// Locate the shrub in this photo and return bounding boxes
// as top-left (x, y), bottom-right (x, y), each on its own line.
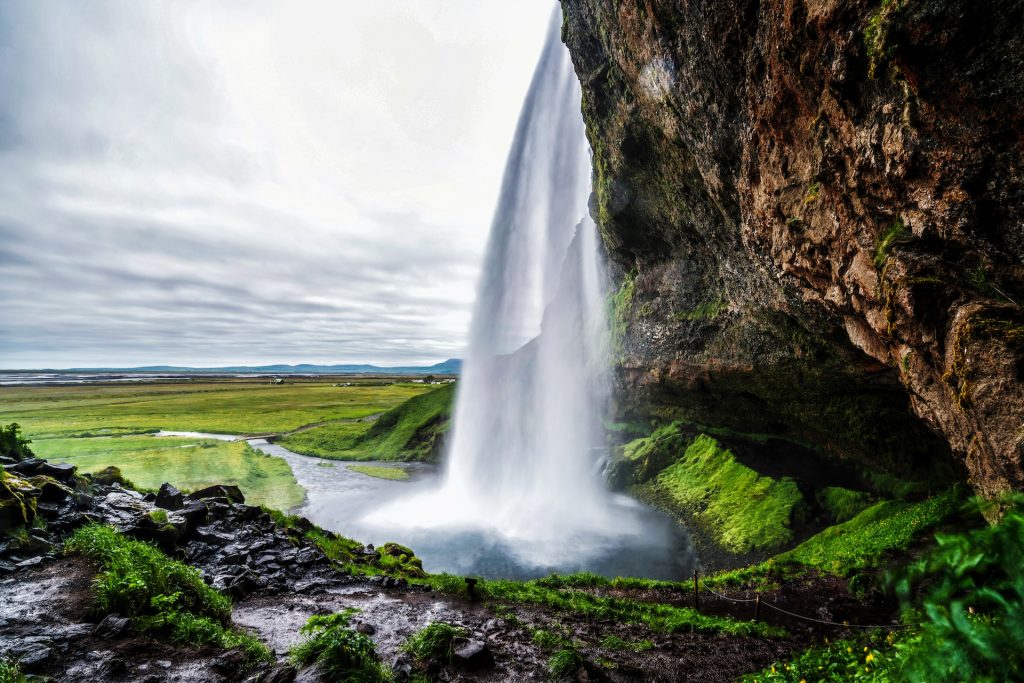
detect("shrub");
top-left (291, 610), bottom-right (391, 683)
top-left (402, 622), bottom-right (466, 663)
top-left (0, 423), bottom-right (34, 462)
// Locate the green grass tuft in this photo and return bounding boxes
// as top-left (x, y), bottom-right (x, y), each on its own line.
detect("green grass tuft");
top-left (548, 647), bottom-right (584, 680)
top-left (402, 622), bottom-right (466, 663)
top-left (0, 658), bottom-right (29, 683)
top-left (291, 610), bottom-right (391, 683)
top-left (873, 219), bottom-right (910, 268)
top-left (65, 524), bottom-right (271, 664)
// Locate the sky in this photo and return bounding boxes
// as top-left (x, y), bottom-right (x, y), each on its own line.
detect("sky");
top-left (0, 1), bottom-right (555, 369)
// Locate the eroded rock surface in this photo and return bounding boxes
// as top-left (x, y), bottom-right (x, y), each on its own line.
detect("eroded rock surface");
top-left (561, 0), bottom-right (1024, 498)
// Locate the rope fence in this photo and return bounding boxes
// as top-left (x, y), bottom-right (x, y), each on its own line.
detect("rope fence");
top-left (690, 570), bottom-right (908, 630)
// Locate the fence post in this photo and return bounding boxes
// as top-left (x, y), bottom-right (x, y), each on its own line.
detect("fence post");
top-left (692, 569), bottom-right (699, 611)
top-left (754, 594), bottom-right (762, 622)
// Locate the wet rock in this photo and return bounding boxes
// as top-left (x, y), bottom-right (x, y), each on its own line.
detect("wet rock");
top-left (452, 638), bottom-right (493, 669)
top-left (246, 664), bottom-right (298, 683)
top-left (93, 613), bottom-right (132, 639)
top-left (35, 479), bottom-right (72, 504)
top-left (38, 461), bottom-right (77, 482)
top-left (155, 483), bottom-right (185, 510)
top-left (0, 560), bottom-right (16, 574)
top-left (188, 484), bottom-right (245, 504)
top-left (16, 556), bottom-right (43, 570)
top-left (355, 622), bottom-right (376, 635)
top-left (212, 648), bottom-right (247, 673)
top-left (125, 524), bottom-right (178, 552)
top-left (17, 645), bottom-right (52, 670)
top-left (4, 458), bottom-right (44, 476)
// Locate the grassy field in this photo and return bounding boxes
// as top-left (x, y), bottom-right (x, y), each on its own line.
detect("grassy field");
top-left (279, 383), bottom-right (454, 461)
top-left (0, 380), bottom-right (435, 439)
top-left (32, 435), bottom-right (305, 511)
top-left (347, 464), bottom-right (409, 481)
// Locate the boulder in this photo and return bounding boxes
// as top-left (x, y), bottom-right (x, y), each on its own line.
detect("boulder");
top-left (4, 459), bottom-right (44, 476)
top-left (38, 462), bottom-right (77, 482)
top-left (452, 638), bottom-right (493, 669)
top-left (155, 483), bottom-right (184, 510)
top-left (187, 484), bottom-right (245, 504)
top-left (93, 613), bottom-right (131, 639)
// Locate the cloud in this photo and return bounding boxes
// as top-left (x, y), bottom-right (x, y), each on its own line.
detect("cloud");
top-left (0, 0), bottom-right (555, 368)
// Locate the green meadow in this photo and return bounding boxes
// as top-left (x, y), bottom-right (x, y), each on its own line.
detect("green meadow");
top-left (0, 380), bottom-right (434, 439)
top-left (32, 435), bottom-right (305, 511)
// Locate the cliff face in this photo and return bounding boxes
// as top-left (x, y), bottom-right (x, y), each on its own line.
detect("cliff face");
top-left (561, 0), bottom-right (1024, 498)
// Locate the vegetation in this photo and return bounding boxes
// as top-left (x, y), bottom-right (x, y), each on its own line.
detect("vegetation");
top-left (33, 436), bottom-right (304, 510)
top-left (0, 658), bottom-right (29, 683)
top-left (742, 498), bottom-right (1024, 682)
top-left (706, 487), bottom-right (963, 588)
top-left (818, 486), bottom-right (875, 524)
top-left (402, 622), bottom-right (466, 663)
top-left (873, 219), bottom-right (911, 268)
top-left (422, 573), bottom-right (782, 637)
top-left (291, 610), bottom-right (391, 683)
top-left (607, 272), bottom-right (636, 355)
top-left (548, 647), bottom-right (584, 680)
top-left (0, 380), bottom-right (434, 439)
top-left (673, 300), bottom-right (726, 321)
top-left (600, 634), bottom-right (654, 652)
top-left (632, 433), bottom-right (805, 553)
top-left (0, 423), bottom-right (34, 462)
top-left (279, 384), bottom-right (454, 461)
top-left (347, 464), bottom-right (409, 481)
top-left (65, 524), bottom-right (270, 663)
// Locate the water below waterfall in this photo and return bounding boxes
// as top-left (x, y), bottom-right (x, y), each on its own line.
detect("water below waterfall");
top-left (357, 7), bottom-right (695, 579)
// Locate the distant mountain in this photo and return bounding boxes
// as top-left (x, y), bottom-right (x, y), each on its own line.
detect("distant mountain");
top-left (58, 359), bottom-right (462, 375)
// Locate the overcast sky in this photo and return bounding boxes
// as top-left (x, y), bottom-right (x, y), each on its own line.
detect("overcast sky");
top-left (0, 1), bottom-right (555, 369)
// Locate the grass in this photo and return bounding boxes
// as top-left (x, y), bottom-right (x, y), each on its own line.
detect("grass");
top-left (422, 573), bottom-right (782, 638)
top-left (0, 380), bottom-right (434, 439)
top-left (32, 436), bottom-right (304, 511)
top-left (291, 610), bottom-right (391, 683)
top-left (0, 659), bottom-right (29, 683)
top-left (818, 486), bottom-right (875, 523)
top-left (346, 464), bottom-right (409, 481)
top-left (65, 524), bottom-right (271, 664)
top-left (548, 647), bottom-right (584, 680)
top-left (279, 384), bottom-right (454, 461)
top-left (402, 622), bottom-right (466, 663)
top-left (740, 630), bottom-right (900, 682)
top-left (705, 487), bottom-right (963, 588)
top-left (873, 219), bottom-right (911, 268)
top-left (632, 434), bottom-right (805, 553)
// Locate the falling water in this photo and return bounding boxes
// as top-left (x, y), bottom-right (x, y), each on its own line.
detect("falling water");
top-left (361, 7), bottom-right (692, 577)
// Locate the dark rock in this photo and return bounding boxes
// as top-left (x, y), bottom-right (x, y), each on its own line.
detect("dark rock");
top-left (0, 456), bottom-right (16, 466)
top-left (93, 613), bottom-right (132, 639)
top-left (247, 664), bottom-right (298, 683)
top-left (0, 560), bottom-right (15, 574)
top-left (142, 492), bottom-right (157, 503)
top-left (17, 645), bottom-right (52, 670)
top-left (452, 638), bottom-right (493, 669)
top-left (36, 480), bottom-right (72, 504)
top-left (125, 524), bottom-right (178, 551)
top-left (187, 484), bottom-right (245, 504)
top-left (38, 461), bottom-right (77, 482)
top-left (4, 458), bottom-right (44, 476)
top-left (355, 622), bottom-right (376, 635)
top-left (212, 648), bottom-right (247, 674)
top-left (155, 483), bottom-right (184, 510)
top-left (16, 556), bottom-right (43, 569)
top-left (220, 551), bottom-right (247, 565)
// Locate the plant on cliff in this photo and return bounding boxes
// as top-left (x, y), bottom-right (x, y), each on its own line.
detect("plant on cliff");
top-left (65, 524), bottom-right (270, 663)
top-left (0, 658), bottom-right (30, 683)
top-left (291, 610), bottom-right (391, 683)
top-left (0, 423), bottom-right (34, 462)
top-left (873, 219), bottom-right (910, 268)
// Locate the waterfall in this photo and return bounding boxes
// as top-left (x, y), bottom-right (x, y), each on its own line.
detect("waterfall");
top-left (363, 6), bottom-right (663, 571)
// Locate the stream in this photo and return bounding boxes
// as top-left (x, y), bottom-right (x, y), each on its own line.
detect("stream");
top-left (156, 431), bottom-right (697, 581)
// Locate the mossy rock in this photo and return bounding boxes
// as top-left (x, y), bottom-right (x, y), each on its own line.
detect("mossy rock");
top-left (0, 478), bottom-right (33, 533)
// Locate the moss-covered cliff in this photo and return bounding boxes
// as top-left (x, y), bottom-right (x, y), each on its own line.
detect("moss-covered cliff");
top-left (561, 0), bottom-right (1024, 500)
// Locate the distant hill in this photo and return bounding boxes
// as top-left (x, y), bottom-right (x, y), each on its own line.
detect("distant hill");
top-left (59, 359), bottom-right (462, 375)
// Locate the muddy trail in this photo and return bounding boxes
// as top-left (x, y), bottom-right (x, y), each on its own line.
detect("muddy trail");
top-left (0, 455), bottom-right (859, 682)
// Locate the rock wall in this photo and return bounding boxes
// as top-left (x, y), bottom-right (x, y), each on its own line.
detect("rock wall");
top-left (561, 0), bottom-right (1024, 497)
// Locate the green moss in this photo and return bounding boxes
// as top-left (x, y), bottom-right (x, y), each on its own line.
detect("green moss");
top-left (706, 487), bottom-right (962, 588)
top-left (873, 219), bottom-right (910, 268)
top-left (672, 300), bottom-right (726, 322)
top-left (817, 487), bottom-right (875, 523)
top-left (346, 464), bottom-right (409, 481)
top-left (803, 181), bottom-right (821, 204)
top-left (637, 434), bottom-right (805, 554)
top-left (607, 272), bottom-right (636, 355)
top-left (0, 658), bottom-right (29, 683)
top-left (863, 0), bottom-right (907, 79)
top-left (291, 610), bottom-right (391, 683)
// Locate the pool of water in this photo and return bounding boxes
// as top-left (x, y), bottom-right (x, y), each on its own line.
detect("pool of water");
top-left (155, 434), bottom-right (697, 581)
